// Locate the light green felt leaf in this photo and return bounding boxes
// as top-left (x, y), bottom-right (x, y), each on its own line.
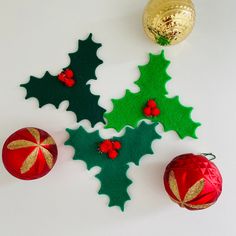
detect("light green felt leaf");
top-left (104, 50), bottom-right (201, 139)
top-left (65, 121), bottom-right (161, 211)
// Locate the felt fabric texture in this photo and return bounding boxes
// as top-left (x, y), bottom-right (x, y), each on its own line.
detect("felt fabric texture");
top-left (65, 121), bottom-right (161, 211)
top-left (21, 34), bottom-right (105, 126)
top-left (104, 50), bottom-right (201, 139)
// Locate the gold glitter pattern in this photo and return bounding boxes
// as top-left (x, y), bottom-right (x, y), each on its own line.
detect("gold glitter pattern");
top-left (169, 170), bottom-right (181, 201)
top-left (41, 137), bottom-right (55, 145)
top-left (7, 140), bottom-right (37, 150)
top-left (143, 0), bottom-right (195, 45)
top-left (41, 148), bottom-right (54, 169)
top-left (20, 148), bottom-right (39, 174)
top-left (184, 178), bottom-right (205, 203)
top-left (168, 170), bottom-right (212, 209)
top-left (186, 202), bottom-right (214, 210)
top-left (7, 128), bottom-right (56, 174)
top-left (27, 128), bottom-right (40, 143)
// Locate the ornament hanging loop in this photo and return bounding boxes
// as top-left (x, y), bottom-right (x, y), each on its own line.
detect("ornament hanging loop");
top-left (201, 153), bottom-right (216, 161)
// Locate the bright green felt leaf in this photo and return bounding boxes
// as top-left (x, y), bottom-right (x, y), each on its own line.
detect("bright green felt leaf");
top-left (21, 34), bottom-right (105, 126)
top-left (65, 121), bottom-right (161, 211)
top-left (104, 51), bottom-right (201, 139)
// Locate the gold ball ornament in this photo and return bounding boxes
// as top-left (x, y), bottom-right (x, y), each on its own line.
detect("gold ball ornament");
top-left (143, 0), bottom-right (196, 46)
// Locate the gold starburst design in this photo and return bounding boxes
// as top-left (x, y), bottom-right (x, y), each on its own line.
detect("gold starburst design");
top-left (7, 128), bottom-right (55, 174)
top-left (168, 170), bottom-right (214, 209)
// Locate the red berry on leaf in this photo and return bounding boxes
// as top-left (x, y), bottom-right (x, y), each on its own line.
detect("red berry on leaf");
top-left (58, 72), bottom-right (66, 82)
top-left (112, 141), bottom-right (121, 150)
top-left (58, 69), bottom-right (75, 87)
top-left (99, 140), bottom-right (113, 153)
top-left (143, 107), bottom-right (152, 117)
top-left (64, 78), bottom-right (75, 87)
top-left (147, 99), bottom-right (157, 108)
top-left (99, 143), bottom-right (109, 153)
top-left (65, 69), bottom-right (74, 79)
top-left (152, 107), bottom-right (160, 117)
top-left (108, 150), bottom-right (118, 159)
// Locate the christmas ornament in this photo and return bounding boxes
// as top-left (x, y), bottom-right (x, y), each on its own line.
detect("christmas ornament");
top-left (143, 0), bottom-right (195, 45)
top-left (163, 153), bottom-right (222, 210)
top-left (105, 51), bottom-right (200, 139)
top-left (21, 34), bottom-right (105, 126)
top-left (65, 122), bottom-right (161, 211)
top-left (2, 127), bottom-right (58, 180)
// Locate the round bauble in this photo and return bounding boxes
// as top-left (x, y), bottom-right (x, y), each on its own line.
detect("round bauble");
top-left (143, 0), bottom-right (196, 45)
top-left (163, 153), bottom-right (222, 210)
top-left (2, 127), bottom-right (58, 180)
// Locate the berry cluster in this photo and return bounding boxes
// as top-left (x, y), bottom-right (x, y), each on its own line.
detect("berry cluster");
top-left (58, 69), bottom-right (75, 87)
top-left (143, 99), bottom-right (160, 117)
top-left (98, 140), bottom-right (122, 159)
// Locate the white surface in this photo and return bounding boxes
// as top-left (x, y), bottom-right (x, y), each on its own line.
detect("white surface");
top-left (0, 0), bottom-right (235, 235)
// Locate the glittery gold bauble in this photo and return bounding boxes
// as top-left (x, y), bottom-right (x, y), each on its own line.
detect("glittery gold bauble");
top-left (143, 0), bottom-right (195, 46)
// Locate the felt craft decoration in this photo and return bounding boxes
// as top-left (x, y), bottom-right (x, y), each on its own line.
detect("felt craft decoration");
top-left (104, 51), bottom-right (201, 139)
top-left (65, 121), bottom-right (161, 211)
top-left (21, 34), bottom-right (105, 126)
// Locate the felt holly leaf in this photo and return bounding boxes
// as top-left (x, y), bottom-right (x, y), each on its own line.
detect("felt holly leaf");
top-left (21, 34), bottom-right (105, 126)
top-left (104, 51), bottom-right (201, 139)
top-left (65, 121), bottom-right (161, 211)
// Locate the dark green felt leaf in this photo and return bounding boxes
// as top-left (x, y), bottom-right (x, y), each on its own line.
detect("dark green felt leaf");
top-left (104, 50), bottom-right (201, 139)
top-left (21, 34), bottom-right (105, 126)
top-left (96, 164), bottom-right (131, 211)
top-left (65, 121), bottom-right (161, 211)
top-left (66, 34), bottom-right (103, 86)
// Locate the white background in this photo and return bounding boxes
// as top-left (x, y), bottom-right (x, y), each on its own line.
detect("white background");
top-left (0, 0), bottom-right (235, 235)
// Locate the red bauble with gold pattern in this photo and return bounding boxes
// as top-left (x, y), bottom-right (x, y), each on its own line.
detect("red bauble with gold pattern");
top-left (163, 153), bottom-right (222, 210)
top-left (2, 127), bottom-right (58, 180)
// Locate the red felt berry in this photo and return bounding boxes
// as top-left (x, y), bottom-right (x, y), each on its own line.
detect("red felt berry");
top-left (112, 141), bottom-right (122, 150)
top-left (143, 107), bottom-right (152, 117)
top-left (58, 72), bottom-right (66, 82)
top-left (147, 99), bottom-right (157, 108)
top-left (152, 107), bottom-right (160, 117)
top-left (108, 150), bottom-right (118, 159)
top-left (99, 143), bottom-right (109, 153)
top-left (64, 78), bottom-right (75, 87)
top-left (99, 140), bottom-right (113, 153)
top-left (65, 69), bottom-right (74, 79)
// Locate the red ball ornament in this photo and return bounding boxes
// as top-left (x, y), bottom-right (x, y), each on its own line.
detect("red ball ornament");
top-left (163, 153), bottom-right (222, 210)
top-left (2, 127), bottom-right (58, 180)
